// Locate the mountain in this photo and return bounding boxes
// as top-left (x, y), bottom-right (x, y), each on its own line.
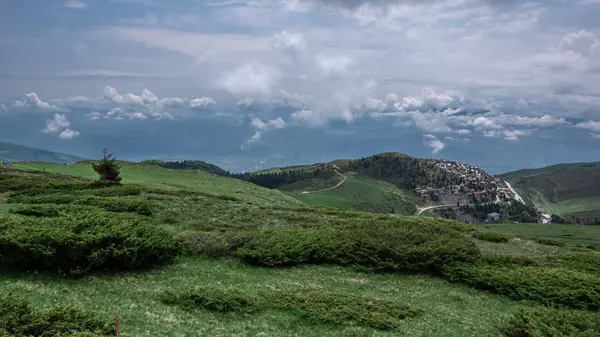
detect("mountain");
top-left (501, 162), bottom-right (600, 222)
top-left (235, 152), bottom-right (529, 218)
top-left (0, 141), bottom-right (85, 164)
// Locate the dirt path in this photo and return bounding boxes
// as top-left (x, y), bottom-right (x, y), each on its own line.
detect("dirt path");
top-left (416, 204), bottom-right (461, 215)
top-left (301, 165), bottom-right (347, 195)
top-left (505, 181), bottom-right (525, 204)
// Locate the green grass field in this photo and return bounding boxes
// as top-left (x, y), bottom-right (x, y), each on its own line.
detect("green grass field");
top-left (13, 161), bottom-right (300, 207)
top-left (3, 163), bottom-right (600, 336)
top-left (285, 176), bottom-right (418, 214)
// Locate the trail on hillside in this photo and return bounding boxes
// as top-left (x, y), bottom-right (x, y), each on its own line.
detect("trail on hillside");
top-left (505, 181), bottom-right (525, 204)
top-left (300, 165), bottom-right (347, 195)
top-left (416, 204), bottom-right (462, 215)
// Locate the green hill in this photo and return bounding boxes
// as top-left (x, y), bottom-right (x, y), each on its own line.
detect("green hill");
top-left (234, 152), bottom-right (461, 215)
top-left (501, 162), bottom-right (600, 221)
top-left (0, 141), bottom-right (85, 164)
top-left (3, 158), bottom-right (600, 336)
top-left (139, 159), bottom-right (230, 176)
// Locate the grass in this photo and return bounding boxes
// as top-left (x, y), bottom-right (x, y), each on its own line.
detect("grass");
top-left (1, 258), bottom-right (528, 337)
top-left (3, 164), bottom-right (600, 336)
top-left (13, 161), bottom-right (301, 207)
top-left (284, 176), bottom-right (418, 214)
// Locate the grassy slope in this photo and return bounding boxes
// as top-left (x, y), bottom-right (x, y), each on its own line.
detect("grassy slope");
top-left (13, 161), bottom-right (301, 207)
top-left (501, 162), bottom-right (600, 215)
top-left (285, 176), bottom-right (418, 214)
top-left (4, 165), bottom-right (600, 336)
top-left (0, 141), bottom-right (85, 164)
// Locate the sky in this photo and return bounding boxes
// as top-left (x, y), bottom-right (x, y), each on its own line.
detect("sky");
top-left (0, 0), bottom-right (599, 173)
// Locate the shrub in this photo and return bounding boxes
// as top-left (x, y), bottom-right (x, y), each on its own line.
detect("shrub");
top-left (549, 251), bottom-right (600, 274)
top-left (236, 221), bottom-right (480, 274)
top-left (8, 195), bottom-right (153, 216)
top-left (10, 205), bottom-right (60, 217)
top-left (161, 287), bottom-right (261, 313)
top-left (0, 212), bottom-right (182, 274)
top-left (481, 254), bottom-right (538, 266)
top-left (273, 290), bottom-right (422, 330)
top-left (88, 185), bottom-right (143, 197)
top-left (8, 193), bottom-right (77, 205)
top-left (535, 238), bottom-right (566, 247)
top-left (471, 231), bottom-right (510, 243)
top-left (443, 263), bottom-right (600, 309)
top-left (502, 307), bottom-right (600, 337)
top-left (183, 231), bottom-right (250, 258)
top-left (0, 292), bottom-right (112, 336)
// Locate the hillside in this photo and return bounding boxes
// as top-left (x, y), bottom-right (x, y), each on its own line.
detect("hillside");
top-left (0, 141), bottom-right (85, 164)
top-left (139, 159), bottom-right (230, 176)
top-left (2, 160), bottom-right (600, 336)
top-left (501, 162), bottom-right (600, 220)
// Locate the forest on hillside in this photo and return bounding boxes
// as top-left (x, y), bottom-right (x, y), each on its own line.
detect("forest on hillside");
top-left (140, 160), bottom-right (230, 176)
top-left (347, 155), bottom-right (461, 190)
top-left (233, 165), bottom-right (337, 189)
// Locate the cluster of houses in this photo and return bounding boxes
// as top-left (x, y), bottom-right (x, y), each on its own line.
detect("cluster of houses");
top-left (416, 160), bottom-right (522, 204)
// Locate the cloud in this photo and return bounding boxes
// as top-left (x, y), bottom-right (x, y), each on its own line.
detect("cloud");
top-left (591, 133), bottom-right (600, 139)
top-left (217, 63), bottom-right (281, 97)
top-left (44, 114), bottom-right (80, 140)
top-left (423, 134), bottom-right (445, 154)
top-left (243, 117), bottom-right (287, 149)
top-left (316, 54), bottom-right (355, 80)
top-left (14, 93), bottom-right (60, 110)
top-left (483, 129), bottom-right (530, 140)
top-left (273, 30), bottom-right (306, 62)
top-left (62, 0), bottom-right (86, 9)
top-left (291, 109), bottom-right (325, 127)
top-left (190, 97), bottom-right (216, 109)
top-left (576, 120), bottom-right (600, 132)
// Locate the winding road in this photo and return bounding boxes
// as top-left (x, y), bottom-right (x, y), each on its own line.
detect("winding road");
top-left (416, 204), bottom-right (463, 215)
top-left (301, 165), bottom-right (347, 194)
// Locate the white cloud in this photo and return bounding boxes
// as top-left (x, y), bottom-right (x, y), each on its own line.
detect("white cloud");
top-left (291, 109), bottom-right (325, 127)
top-left (273, 30), bottom-right (306, 62)
top-left (217, 63), bottom-right (281, 97)
top-left (14, 92), bottom-right (60, 110)
top-left (62, 0), bottom-right (86, 9)
top-left (190, 97), bottom-right (216, 109)
top-left (44, 114), bottom-right (79, 140)
top-left (576, 120), bottom-right (600, 132)
top-left (591, 133), bottom-right (600, 139)
top-left (315, 54), bottom-right (354, 80)
top-left (423, 134), bottom-right (445, 154)
top-left (243, 117), bottom-right (287, 149)
top-left (58, 128), bottom-right (80, 140)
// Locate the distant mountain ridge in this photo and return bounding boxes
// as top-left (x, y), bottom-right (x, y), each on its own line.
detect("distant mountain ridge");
top-left (501, 161), bottom-right (600, 222)
top-left (0, 141), bottom-right (85, 164)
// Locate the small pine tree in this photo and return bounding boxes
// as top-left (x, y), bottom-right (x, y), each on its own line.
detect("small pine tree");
top-left (92, 149), bottom-right (122, 186)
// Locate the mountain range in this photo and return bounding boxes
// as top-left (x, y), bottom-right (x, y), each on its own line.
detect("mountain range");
top-left (3, 140), bottom-right (598, 222)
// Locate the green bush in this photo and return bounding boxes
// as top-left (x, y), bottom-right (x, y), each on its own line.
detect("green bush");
top-left (0, 212), bottom-right (182, 274)
top-left (183, 231), bottom-right (251, 258)
top-left (535, 238), bottom-right (566, 247)
top-left (549, 251), bottom-right (600, 274)
top-left (0, 292), bottom-right (112, 336)
top-left (481, 254), bottom-right (538, 266)
top-left (236, 221), bottom-right (480, 274)
top-left (10, 205), bottom-right (60, 217)
top-left (273, 290), bottom-right (422, 330)
top-left (8, 195), bottom-right (153, 216)
top-left (443, 263), bottom-right (600, 309)
top-left (472, 231), bottom-right (510, 243)
top-left (161, 287), bottom-right (261, 313)
top-left (502, 307), bottom-right (600, 337)
top-left (160, 287), bottom-right (421, 330)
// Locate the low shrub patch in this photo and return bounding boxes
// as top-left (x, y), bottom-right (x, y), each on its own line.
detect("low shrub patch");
top-left (183, 231), bottom-right (250, 258)
top-left (161, 286), bottom-right (261, 313)
top-left (8, 194), bottom-right (153, 216)
top-left (481, 254), bottom-right (538, 266)
top-left (273, 290), bottom-right (422, 330)
top-left (535, 238), bottom-right (566, 247)
top-left (10, 205), bottom-right (61, 217)
top-left (549, 251), bottom-right (600, 274)
top-left (472, 231), bottom-right (510, 243)
top-left (502, 306), bottom-right (600, 337)
top-left (0, 212), bottom-right (182, 274)
top-left (0, 292), bottom-right (113, 336)
top-left (161, 287), bottom-right (421, 330)
top-left (443, 263), bottom-right (600, 309)
top-left (236, 221), bottom-right (480, 274)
